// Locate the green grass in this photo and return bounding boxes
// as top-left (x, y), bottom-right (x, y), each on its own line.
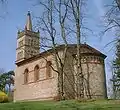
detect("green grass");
top-left (0, 100), bottom-right (120, 110)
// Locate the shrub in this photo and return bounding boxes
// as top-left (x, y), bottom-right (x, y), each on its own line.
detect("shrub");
top-left (0, 91), bottom-right (8, 103)
top-left (54, 95), bottom-right (61, 101)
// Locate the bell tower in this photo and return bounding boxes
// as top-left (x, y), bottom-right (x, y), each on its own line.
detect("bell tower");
top-left (16, 11), bottom-right (40, 63)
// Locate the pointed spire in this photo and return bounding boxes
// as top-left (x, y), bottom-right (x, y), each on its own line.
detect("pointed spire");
top-left (26, 11), bottom-right (32, 31)
top-left (25, 25), bottom-right (27, 31)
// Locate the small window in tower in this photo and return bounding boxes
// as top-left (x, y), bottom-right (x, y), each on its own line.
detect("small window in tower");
top-left (19, 40), bottom-right (23, 47)
top-left (46, 61), bottom-right (52, 78)
top-left (31, 51), bottom-right (33, 56)
top-left (28, 39), bottom-right (31, 46)
top-left (28, 50), bottom-right (30, 57)
top-left (34, 65), bottom-right (39, 82)
top-left (17, 52), bottom-right (20, 60)
top-left (21, 51), bottom-right (23, 57)
top-left (17, 51), bottom-right (23, 60)
top-left (37, 41), bottom-right (39, 45)
top-left (21, 40), bottom-right (23, 46)
top-left (18, 41), bottom-right (21, 47)
top-left (20, 52), bottom-right (22, 58)
top-left (34, 41), bottom-right (36, 46)
top-left (24, 68), bottom-right (29, 84)
top-left (31, 39), bottom-right (33, 46)
top-left (35, 41), bottom-right (37, 45)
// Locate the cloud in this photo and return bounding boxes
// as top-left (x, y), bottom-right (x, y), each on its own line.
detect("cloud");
top-left (93, 0), bottom-right (105, 16)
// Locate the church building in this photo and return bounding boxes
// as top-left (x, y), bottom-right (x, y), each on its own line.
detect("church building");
top-left (14, 12), bottom-right (107, 101)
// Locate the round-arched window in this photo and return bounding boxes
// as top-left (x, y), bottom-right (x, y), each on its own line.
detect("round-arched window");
top-left (34, 65), bottom-right (39, 81)
top-left (24, 68), bottom-right (29, 84)
top-left (46, 61), bottom-right (52, 78)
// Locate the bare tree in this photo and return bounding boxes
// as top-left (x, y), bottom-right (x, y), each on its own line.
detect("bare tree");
top-left (116, 0), bottom-right (120, 10)
top-left (35, 0), bottom-right (70, 100)
top-left (68, 0), bottom-right (84, 99)
top-left (103, 0), bottom-right (120, 37)
top-left (103, 0), bottom-right (120, 99)
top-left (34, 0), bottom-right (93, 100)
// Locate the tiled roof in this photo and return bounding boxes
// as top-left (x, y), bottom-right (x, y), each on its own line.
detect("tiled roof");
top-left (15, 44), bottom-right (106, 66)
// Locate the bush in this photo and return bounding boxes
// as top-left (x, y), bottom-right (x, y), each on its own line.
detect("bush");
top-left (0, 91), bottom-right (8, 103)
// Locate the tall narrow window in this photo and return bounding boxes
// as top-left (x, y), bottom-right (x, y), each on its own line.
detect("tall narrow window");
top-left (17, 52), bottom-right (20, 60)
top-left (31, 39), bottom-right (33, 46)
top-left (28, 39), bottom-right (31, 46)
top-left (34, 65), bottom-right (39, 82)
top-left (46, 61), bottom-right (52, 78)
top-left (31, 51), bottom-right (33, 56)
top-left (34, 41), bottom-right (36, 46)
top-left (24, 69), bottom-right (29, 84)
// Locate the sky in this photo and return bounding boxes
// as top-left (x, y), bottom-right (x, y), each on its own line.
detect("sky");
top-left (0, 0), bottom-right (116, 86)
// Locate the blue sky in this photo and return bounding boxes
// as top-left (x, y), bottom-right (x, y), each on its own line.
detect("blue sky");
top-left (0, 0), bottom-right (115, 83)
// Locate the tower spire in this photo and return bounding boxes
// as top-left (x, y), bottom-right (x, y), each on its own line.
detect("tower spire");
top-left (26, 11), bottom-right (32, 31)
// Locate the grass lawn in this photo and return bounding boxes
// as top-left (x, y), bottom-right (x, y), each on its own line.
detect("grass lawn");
top-left (0, 100), bottom-right (120, 110)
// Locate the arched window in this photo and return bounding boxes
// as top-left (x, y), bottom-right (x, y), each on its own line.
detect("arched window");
top-left (34, 65), bottom-right (39, 81)
top-left (46, 61), bottom-right (52, 78)
top-left (24, 69), bottom-right (29, 84)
